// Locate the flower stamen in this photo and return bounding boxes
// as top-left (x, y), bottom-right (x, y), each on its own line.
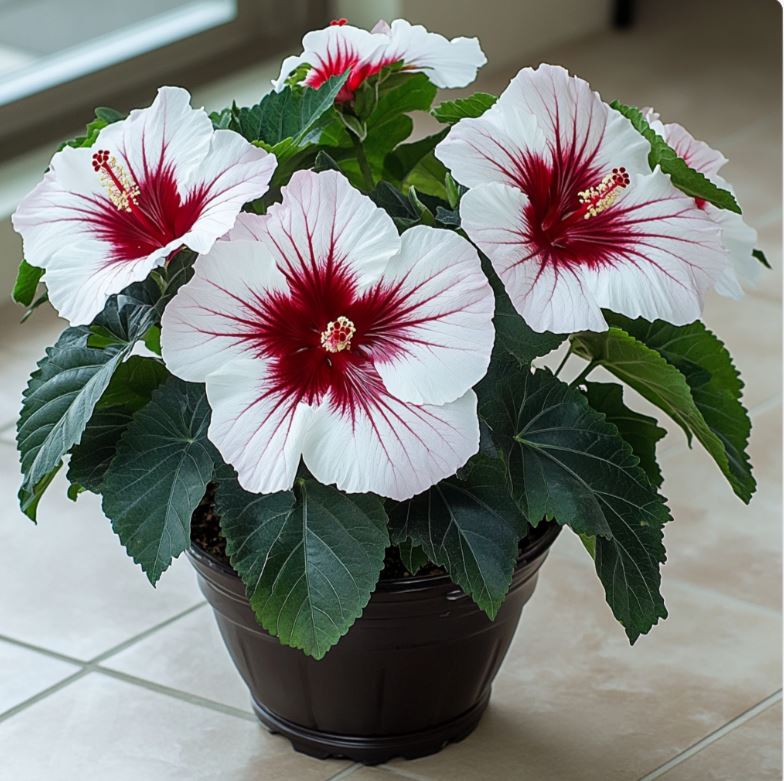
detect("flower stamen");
top-left (320, 315), bottom-right (356, 353)
top-left (91, 149), bottom-right (140, 213)
top-left (577, 167), bottom-right (630, 220)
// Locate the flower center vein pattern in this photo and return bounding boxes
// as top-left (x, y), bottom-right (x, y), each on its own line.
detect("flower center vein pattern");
top-left (88, 148), bottom-right (207, 263)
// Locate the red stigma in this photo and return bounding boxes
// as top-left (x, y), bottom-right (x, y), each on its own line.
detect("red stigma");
top-left (330, 17), bottom-right (348, 26)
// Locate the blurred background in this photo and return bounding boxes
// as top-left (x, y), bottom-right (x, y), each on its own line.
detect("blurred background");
top-left (0, 1), bottom-right (780, 779)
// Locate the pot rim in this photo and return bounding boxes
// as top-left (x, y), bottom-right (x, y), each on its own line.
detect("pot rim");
top-left (188, 520), bottom-right (561, 594)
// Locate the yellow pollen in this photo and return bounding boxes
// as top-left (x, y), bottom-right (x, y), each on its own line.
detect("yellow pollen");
top-left (320, 316), bottom-right (356, 353)
top-left (577, 167), bottom-right (630, 220)
top-left (91, 149), bottom-right (140, 213)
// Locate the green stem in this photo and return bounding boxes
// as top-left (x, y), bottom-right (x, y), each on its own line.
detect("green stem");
top-left (351, 133), bottom-right (375, 191)
top-left (553, 345), bottom-right (573, 378)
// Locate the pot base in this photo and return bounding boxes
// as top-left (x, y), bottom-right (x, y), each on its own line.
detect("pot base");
top-left (252, 688), bottom-right (492, 765)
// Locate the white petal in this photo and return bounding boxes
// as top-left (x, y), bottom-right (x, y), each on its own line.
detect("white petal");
top-left (206, 358), bottom-right (313, 494)
top-left (383, 19), bottom-right (486, 88)
top-left (656, 120), bottom-right (729, 181)
top-left (370, 225), bottom-right (495, 405)
top-left (180, 129), bottom-right (277, 255)
top-left (303, 378), bottom-right (480, 500)
top-left (460, 182), bottom-right (606, 333)
top-left (499, 64), bottom-right (651, 178)
top-left (580, 171), bottom-right (729, 326)
top-left (257, 170), bottom-right (399, 288)
top-left (221, 212), bottom-right (267, 242)
top-left (272, 53), bottom-right (310, 91)
top-left (43, 239), bottom-right (172, 326)
top-left (161, 239), bottom-right (288, 382)
top-left (99, 86), bottom-right (213, 191)
top-left (709, 205), bottom-right (761, 295)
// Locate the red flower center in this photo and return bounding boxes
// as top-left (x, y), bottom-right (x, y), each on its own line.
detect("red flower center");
top-left (87, 149), bottom-right (207, 264)
top-left (515, 153), bottom-right (634, 271)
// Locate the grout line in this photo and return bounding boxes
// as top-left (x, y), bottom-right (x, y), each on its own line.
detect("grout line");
top-left (376, 764), bottom-right (432, 781)
top-left (0, 668), bottom-right (90, 724)
top-left (637, 689), bottom-right (783, 781)
top-left (0, 634), bottom-right (84, 667)
top-left (87, 600), bottom-right (207, 664)
top-left (92, 666), bottom-right (258, 723)
top-left (323, 763), bottom-right (363, 781)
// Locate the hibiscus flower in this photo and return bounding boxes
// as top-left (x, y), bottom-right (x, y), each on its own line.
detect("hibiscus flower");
top-left (644, 108), bottom-right (760, 297)
top-left (272, 18), bottom-right (486, 102)
top-left (12, 87), bottom-right (277, 325)
top-left (435, 64), bottom-right (731, 334)
top-left (161, 170), bottom-right (495, 500)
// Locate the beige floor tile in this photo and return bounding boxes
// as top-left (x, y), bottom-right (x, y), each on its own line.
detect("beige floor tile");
top-left (386, 534), bottom-right (781, 781)
top-left (658, 403), bottom-right (782, 612)
top-left (0, 672), bottom-right (348, 781)
top-left (0, 443), bottom-right (203, 660)
top-left (659, 700), bottom-right (783, 781)
top-left (103, 604), bottom-right (252, 713)
top-left (0, 639), bottom-right (78, 713)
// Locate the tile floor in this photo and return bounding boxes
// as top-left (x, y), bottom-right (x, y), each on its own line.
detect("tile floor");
top-left (0, 0), bottom-right (780, 778)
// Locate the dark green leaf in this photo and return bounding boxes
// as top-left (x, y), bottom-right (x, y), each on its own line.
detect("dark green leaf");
top-left (12, 261), bottom-right (43, 307)
top-left (388, 456), bottom-right (526, 618)
top-left (611, 101), bottom-right (741, 214)
top-left (98, 356), bottom-right (167, 412)
top-left (67, 406), bottom-right (134, 493)
top-left (101, 379), bottom-right (216, 584)
top-left (396, 539), bottom-right (429, 576)
top-left (94, 106), bottom-right (125, 124)
top-left (216, 472), bottom-right (388, 659)
top-left (17, 327), bottom-right (126, 519)
top-left (478, 368), bottom-right (670, 640)
top-left (370, 181), bottom-right (421, 229)
top-left (432, 92), bottom-right (497, 124)
top-left (752, 248), bottom-right (771, 269)
top-left (574, 316), bottom-right (754, 503)
top-left (235, 72), bottom-right (350, 147)
top-left (383, 129), bottom-right (448, 183)
top-left (584, 382), bottom-right (666, 488)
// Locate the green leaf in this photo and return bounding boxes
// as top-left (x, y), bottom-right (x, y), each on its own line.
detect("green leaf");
top-left (397, 539), bottom-right (429, 575)
top-left (752, 248), bottom-right (771, 269)
top-left (12, 261), bottom-right (44, 307)
top-left (478, 368), bottom-right (670, 640)
top-left (610, 101), bottom-right (741, 214)
top-left (101, 379), bottom-right (216, 584)
top-left (215, 472), bottom-right (388, 659)
top-left (388, 456), bottom-right (526, 618)
top-left (67, 406), bottom-right (134, 493)
top-left (370, 181), bottom-right (421, 230)
top-left (16, 327), bottom-right (126, 519)
top-left (432, 92), bottom-right (497, 124)
top-left (383, 129), bottom-right (448, 183)
top-left (98, 356), bottom-right (167, 412)
top-left (485, 259), bottom-right (565, 364)
top-left (584, 382), bottom-right (666, 489)
top-left (94, 106), bottom-right (125, 124)
top-left (235, 72), bottom-right (350, 147)
top-left (573, 316), bottom-right (754, 503)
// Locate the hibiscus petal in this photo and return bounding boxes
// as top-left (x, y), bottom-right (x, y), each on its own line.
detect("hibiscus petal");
top-left (206, 359), bottom-right (313, 494)
top-left (382, 19), bottom-right (486, 88)
top-left (257, 170), bottom-right (399, 289)
top-left (580, 171), bottom-right (729, 326)
top-left (178, 129), bottom-right (277, 254)
top-left (435, 101), bottom-right (547, 188)
top-left (499, 64), bottom-right (651, 178)
top-left (460, 181), bottom-right (607, 333)
top-left (709, 205), bottom-right (761, 296)
top-left (368, 225), bottom-right (495, 405)
top-left (303, 371), bottom-right (479, 500)
top-left (161, 239), bottom-right (288, 382)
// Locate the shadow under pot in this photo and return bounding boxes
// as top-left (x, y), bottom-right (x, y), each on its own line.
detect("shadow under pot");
top-left (187, 521), bottom-right (561, 765)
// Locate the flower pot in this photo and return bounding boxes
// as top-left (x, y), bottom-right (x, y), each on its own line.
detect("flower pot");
top-left (187, 522), bottom-right (561, 765)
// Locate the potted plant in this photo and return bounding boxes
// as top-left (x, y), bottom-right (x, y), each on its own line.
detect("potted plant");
top-left (11, 16), bottom-right (767, 766)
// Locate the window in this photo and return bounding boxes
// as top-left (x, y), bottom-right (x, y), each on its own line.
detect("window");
top-left (0, 0), bottom-right (327, 160)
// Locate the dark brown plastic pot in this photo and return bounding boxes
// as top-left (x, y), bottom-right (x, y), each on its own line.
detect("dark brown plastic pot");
top-left (187, 522), bottom-right (560, 765)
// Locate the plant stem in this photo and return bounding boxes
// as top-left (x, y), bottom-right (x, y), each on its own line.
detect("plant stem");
top-left (351, 133), bottom-right (375, 191)
top-left (553, 345), bottom-right (573, 378)
top-left (569, 360), bottom-right (598, 388)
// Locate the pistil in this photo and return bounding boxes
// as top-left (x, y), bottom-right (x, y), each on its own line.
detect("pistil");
top-left (576, 167), bottom-right (630, 220)
top-left (321, 316), bottom-right (356, 353)
top-left (92, 150), bottom-right (141, 213)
